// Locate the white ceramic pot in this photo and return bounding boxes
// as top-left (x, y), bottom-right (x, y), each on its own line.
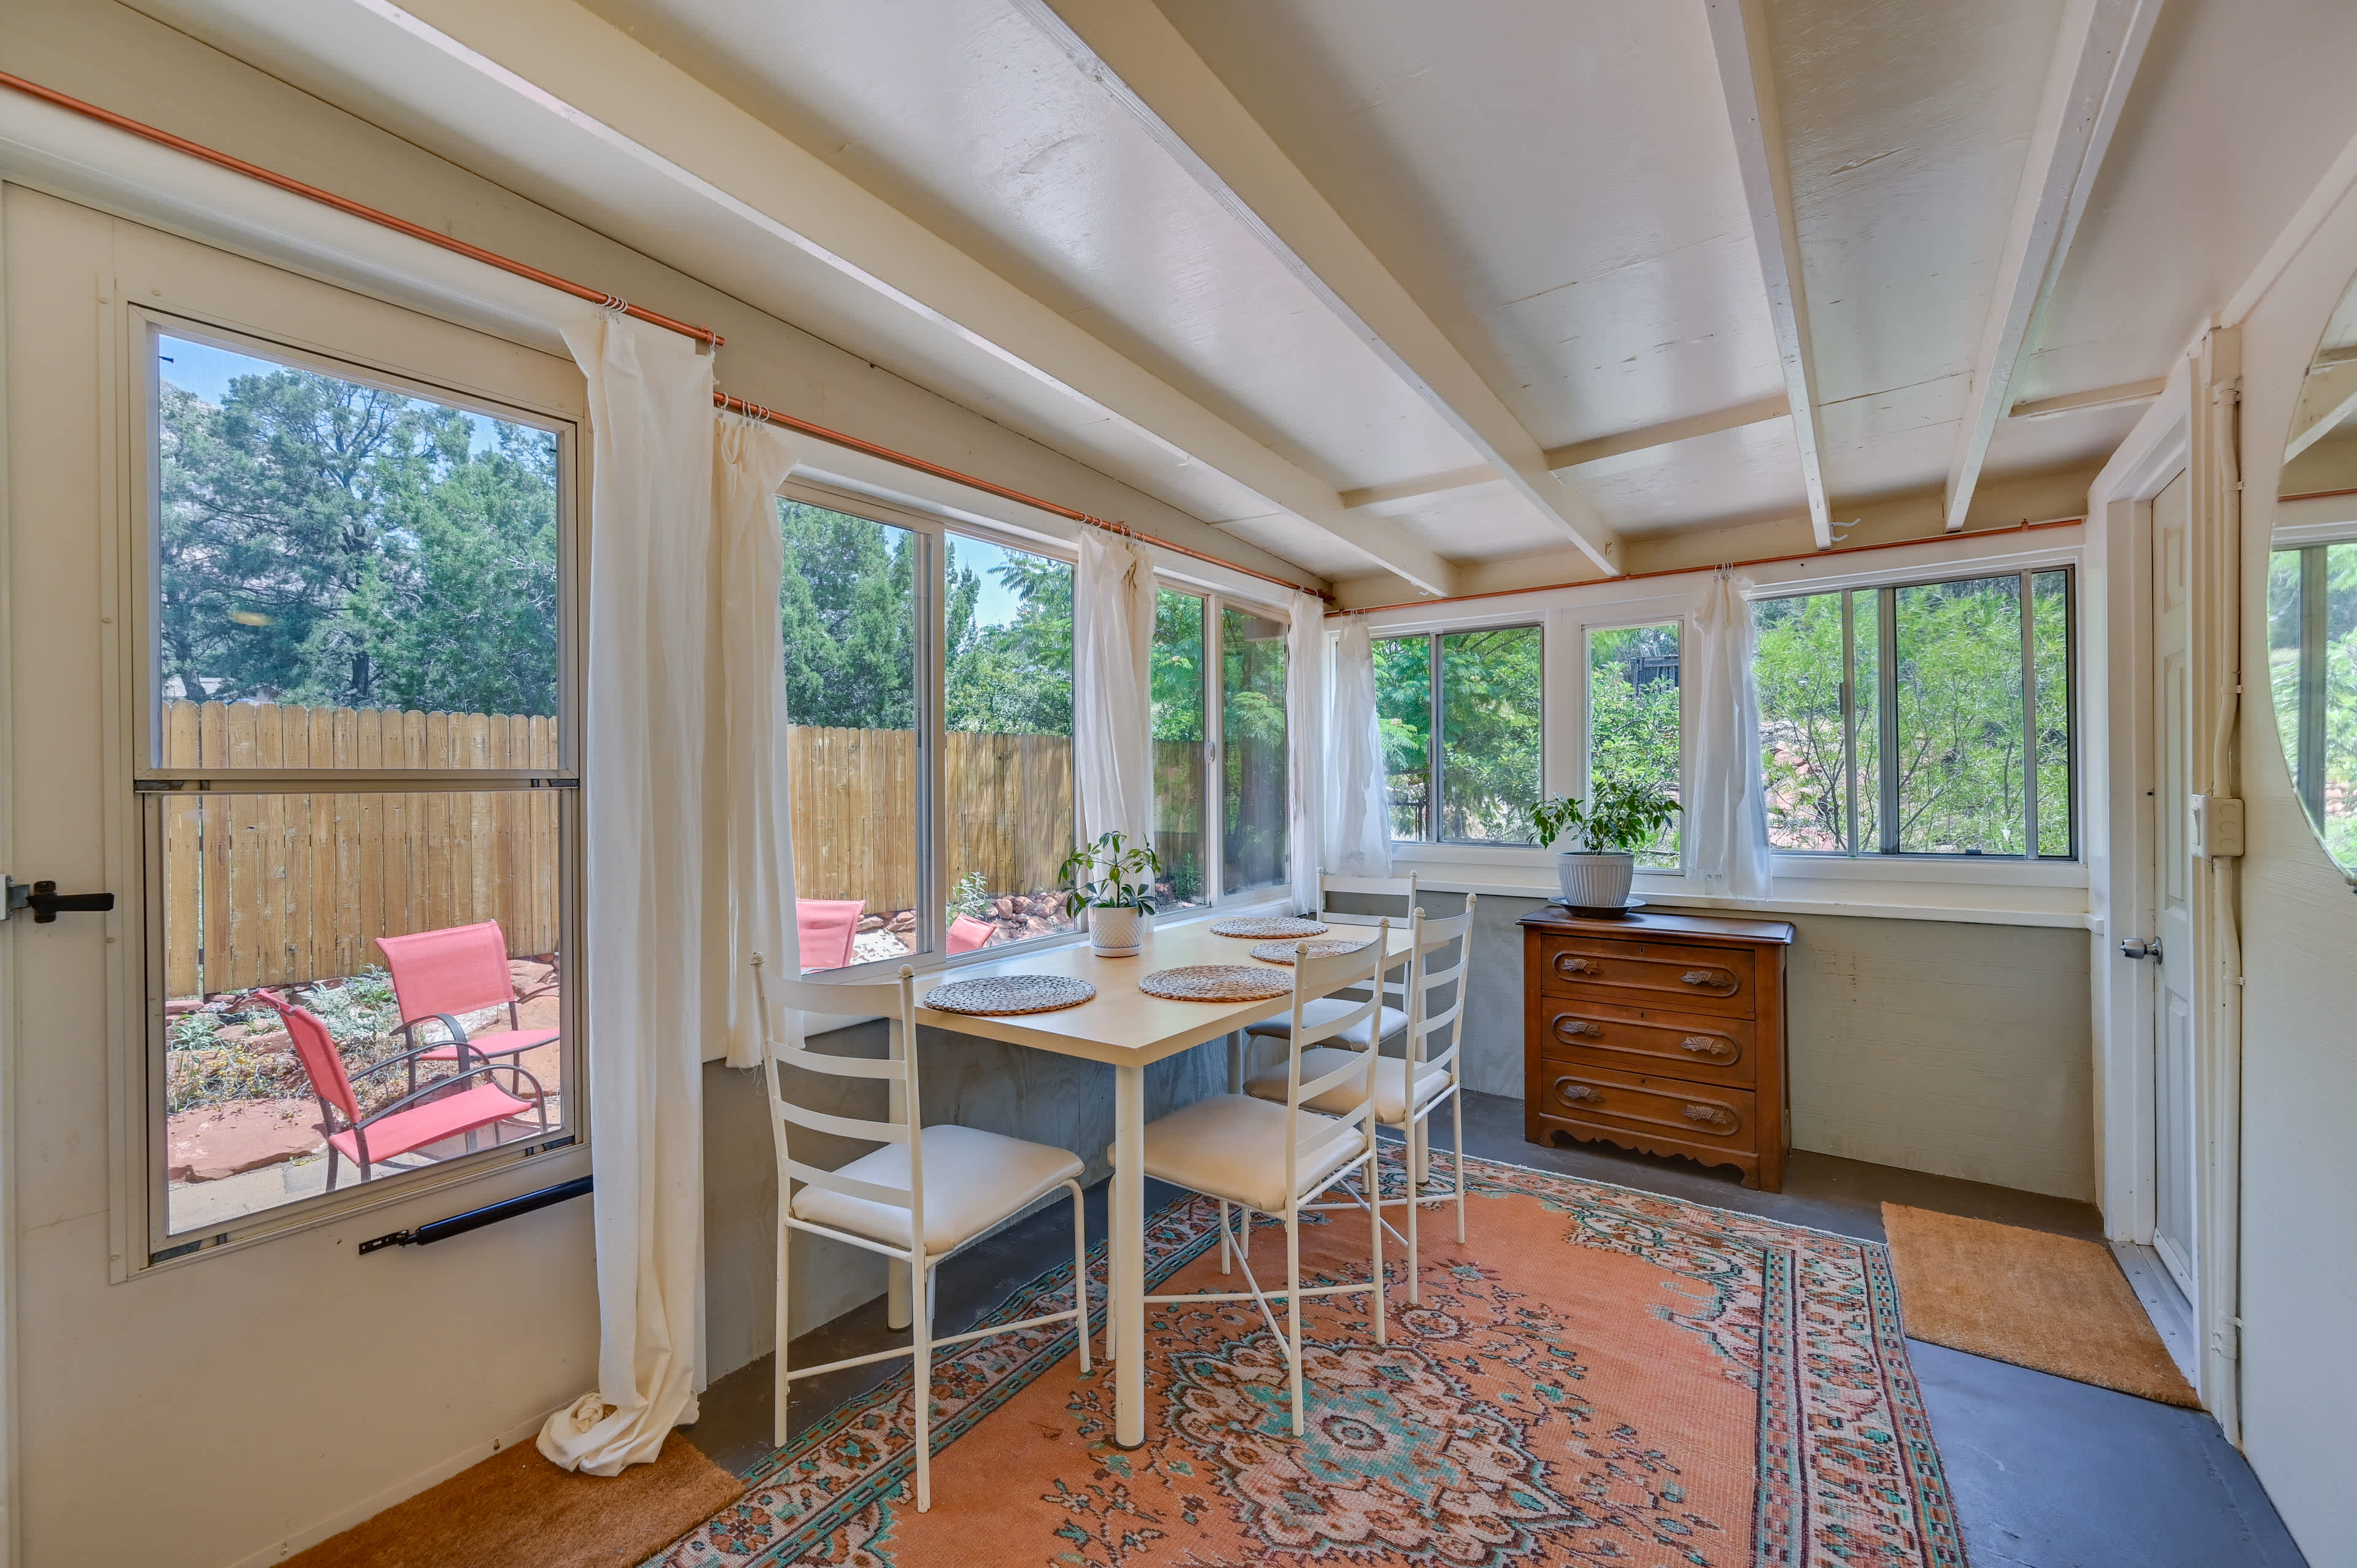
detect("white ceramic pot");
top-left (1088, 904), bottom-right (1145, 957)
top-left (1555, 851), bottom-right (1635, 910)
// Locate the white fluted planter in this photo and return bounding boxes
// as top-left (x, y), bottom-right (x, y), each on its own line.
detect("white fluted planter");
top-left (1086, 905), bottom-right (1145, 957)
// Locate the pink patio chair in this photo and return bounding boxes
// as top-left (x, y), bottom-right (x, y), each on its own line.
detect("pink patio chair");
top-left (375, 922), bottom-right (560, 1079)
top-left (797, 898), bottom-right (865, 971)
top-left (255, 990), bottom-right (547, 1191)
top-left (948, 914), bottom-right (997, 954)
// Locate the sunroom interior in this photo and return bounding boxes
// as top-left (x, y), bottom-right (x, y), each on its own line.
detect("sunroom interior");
top-left (1, 1), bottom-right (2352, 1566)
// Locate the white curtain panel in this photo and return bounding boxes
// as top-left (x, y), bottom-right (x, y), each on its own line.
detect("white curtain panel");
top-left (1074, 530), bottom-right (1157, 851)
top-left (1284, 590), bottom-right (1328, 914)
top-left (1691, 571), bottom-right (1773, 898)
top-left (538, 314), bottom-right (717, 1477)
top-left (1322, 617), bottom-right (1393, 876)
top-left (714, 415), bottom-right (805, 1069)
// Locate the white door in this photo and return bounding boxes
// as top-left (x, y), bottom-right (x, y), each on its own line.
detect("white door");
top-left (2150, 468), bottom-right (2199, 1302)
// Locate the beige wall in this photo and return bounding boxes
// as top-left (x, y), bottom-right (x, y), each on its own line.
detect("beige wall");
top-left (2220, 166), bottom-right (2357, 1564)
top-left (1777, 914), bottom-right (2093, 1201)
top-left (1361, 890), bottom-right (2095, 1202)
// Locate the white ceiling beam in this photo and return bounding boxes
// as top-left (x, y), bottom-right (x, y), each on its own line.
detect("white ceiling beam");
top-left (1703, 0), bottom-right (1832, 551)
top-left (2006, 377), bottom-right (2166, 419)
top-left (1016, 0), bottom-right (1620, 577)
top-left (1543, 395), bottom-right (1790, 471)
top-left (343, 0), bottom-right (1457, 595)
top-left (1339, 467), bottom-right (1498, 511)
top-left (1345, 396), bottom-right (1794, 509)
top-left (2285, 358), bottom-right (2357, 462)
top-left (1942, 0), bottom-right (2163, 532)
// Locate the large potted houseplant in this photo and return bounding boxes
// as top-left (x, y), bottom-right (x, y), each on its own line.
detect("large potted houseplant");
top-left (1059, 831), bottom-right (1164, 957)
top-left (1528, 780), bottom-right (1683, 910)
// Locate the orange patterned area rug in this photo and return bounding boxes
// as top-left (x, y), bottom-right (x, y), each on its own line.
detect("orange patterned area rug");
top-left (653, 1156), bottom-right (1967, 1567)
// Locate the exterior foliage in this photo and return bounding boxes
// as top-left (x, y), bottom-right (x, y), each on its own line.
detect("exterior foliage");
top-left (158, 361), bottom-right (559, 717)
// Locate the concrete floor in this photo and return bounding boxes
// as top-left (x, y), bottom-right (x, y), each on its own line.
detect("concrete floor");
top-left (681, 1089), bottom-right (2309, 1568)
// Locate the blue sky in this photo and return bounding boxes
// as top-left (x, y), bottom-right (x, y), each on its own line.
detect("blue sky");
top-left (946, 533), bottom-right (1044, 629)
top-left (157, 333), bottom-right (509, 455)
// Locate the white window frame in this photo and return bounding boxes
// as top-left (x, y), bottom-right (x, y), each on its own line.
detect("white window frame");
top-left (1350, 530), bottom-right (2092, 925)
top-left (1752, 563), bottom-right (2081, 864)
top-left (775, 477), bottom-right (1297, 987)
top-left (1372, 622), bottom-right (1547, 848)
top-left (121, 296), bottom-right (588, 1272)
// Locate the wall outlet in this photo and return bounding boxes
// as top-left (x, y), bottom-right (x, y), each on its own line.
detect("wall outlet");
top-left (2191, 795), bottom-right (2244, 858)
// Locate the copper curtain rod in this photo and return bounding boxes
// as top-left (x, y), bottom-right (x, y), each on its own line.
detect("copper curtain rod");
top-left (4, 70), bottom-right (1326, 603)
top-left (1329, 515), bottom-right (2086, 617)
top-left (0, 71), bottom-right (726, 349)
top-left (716, 396), bottom-right (1326, 600)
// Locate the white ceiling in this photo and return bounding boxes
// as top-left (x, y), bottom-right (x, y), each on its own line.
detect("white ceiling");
top-left (122, 0), bottom-right (2357, 597)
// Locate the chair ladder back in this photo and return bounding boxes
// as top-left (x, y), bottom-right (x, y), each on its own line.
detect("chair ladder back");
top-left (1407, 897), bottom-right (1477, 1076)
top-left (753, 956), bottom-right (927, 1249)
top-left (1282, 922), bottom-right (1388, 1200)
top-left (781, 1156), bottom-right (913, 1211)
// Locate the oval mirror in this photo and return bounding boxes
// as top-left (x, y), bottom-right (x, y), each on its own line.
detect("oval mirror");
top-left (2271, 272), bottom-right (2357, 877)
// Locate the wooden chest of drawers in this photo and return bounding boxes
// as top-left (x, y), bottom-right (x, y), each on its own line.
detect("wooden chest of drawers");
top-left (1520, 908), bottom-right (1795, 1190)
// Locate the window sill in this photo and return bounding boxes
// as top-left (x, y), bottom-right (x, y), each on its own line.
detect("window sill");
top-left (1385, 844), bottom-right (2094, 929)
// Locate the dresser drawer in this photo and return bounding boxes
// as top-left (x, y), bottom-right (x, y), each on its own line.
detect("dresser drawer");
top-left (1537, 936), bottom-right (1756, 1017)
top-left (1539, 998), bottom-right (1755, 1086)
top-left (1535, 1062), bottom-right (1757, 1152)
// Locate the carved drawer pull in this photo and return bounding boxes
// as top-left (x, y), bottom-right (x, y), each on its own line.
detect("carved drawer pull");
top-left (1680, 969), bottom-right (1725, 987)
top-left (1557, 1018), bottom-right (1602, 1038)
top-left (1558, 956), bottom-right (1596, 975)
top-left (1683, 1103), bottom-right (1735, 1129)
top-left (1554, 1079), bottom-right (1601, 1105)
top-left (1679, 1034), bottom-right (1729, 1056)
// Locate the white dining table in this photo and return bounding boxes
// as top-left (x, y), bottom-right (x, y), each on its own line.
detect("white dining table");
top-left (914, 916), bottom-right (1414, 1448)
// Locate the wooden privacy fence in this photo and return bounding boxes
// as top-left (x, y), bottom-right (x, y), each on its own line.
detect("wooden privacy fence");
top-left (163, 702), bottom-right (1126, 994)
top-left (788, 726), bottom-right (1075, 914)
top-left (160, 700), bottom-right (562, 998)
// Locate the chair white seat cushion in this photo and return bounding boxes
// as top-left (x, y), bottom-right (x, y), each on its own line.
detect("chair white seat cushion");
top-left (1122, 1094), bottom-right (1367, 1215)
top-left (1243, 997), bottom-right (1408, 1048)
top-left (1244, 1049), bottom-right (1451, 1124)
top-left (791, 1124), bottom-right (1083, 1256)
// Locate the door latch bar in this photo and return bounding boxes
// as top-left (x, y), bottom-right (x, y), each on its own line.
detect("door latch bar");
top-left (1, 876), bottom-right (117, 923)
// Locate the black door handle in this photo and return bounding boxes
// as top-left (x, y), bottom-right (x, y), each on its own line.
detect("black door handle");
top-left (5, 879), bottom-right (115, 924)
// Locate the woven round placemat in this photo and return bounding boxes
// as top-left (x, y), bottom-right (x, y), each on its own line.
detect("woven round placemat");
top-left (921, 975), bottom-right (1097, 1016)
top-left (1207, 915), bottom-right (1331, 938)
top-left (1137, 965), bottom-right (1294, 1003)
top-left (1247, 937), bottom-right (1376, 965)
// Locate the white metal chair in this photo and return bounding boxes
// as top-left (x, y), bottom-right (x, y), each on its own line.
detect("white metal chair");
top-left (1126, 923), bottom-right (1390, 1437)
top-left (753, 956), bottom-right (1092, 1512)
top-left (1244, 897), bottom-right (1478, 1302)
top-left (1237, 870), bottom-right (1420, 1068)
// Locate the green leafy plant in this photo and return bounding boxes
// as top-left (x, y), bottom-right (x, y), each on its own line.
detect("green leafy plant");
top-left (1058, 830), bottom-right (1164, 919)
top-left (1527, 778), bottom-right (1682, 855)
top-left (945, 869), bottom-right (993, 922)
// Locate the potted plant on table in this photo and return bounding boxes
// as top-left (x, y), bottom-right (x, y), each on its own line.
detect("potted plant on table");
top-left (1528, 779), bottom-right (1682, 912)
top-left (1059, 831), bottom-right (1164, 957)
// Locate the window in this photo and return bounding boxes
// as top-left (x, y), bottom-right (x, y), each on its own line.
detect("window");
top-left (1374, 625), bottom-right (1543, 843)
top-left (1587, 622), bottom-right (1683, 866)
top-left (1153, 590), bottom-right (1209, 910)
top-left (1221, 606), bottom-right (1289, 894)
top-left (1752, 567), bottom-right (2075, 858)
top-left (944, 534), bottom-right (1077, 947)
top-left (777, 490), bottom-right (1292, 960)
top-left (2268, 541), bottom-right (2357, 865)
top-left (778, 502), bottom-right (923, 968)
top-left (146, 326), bottom-right (575, 1247)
